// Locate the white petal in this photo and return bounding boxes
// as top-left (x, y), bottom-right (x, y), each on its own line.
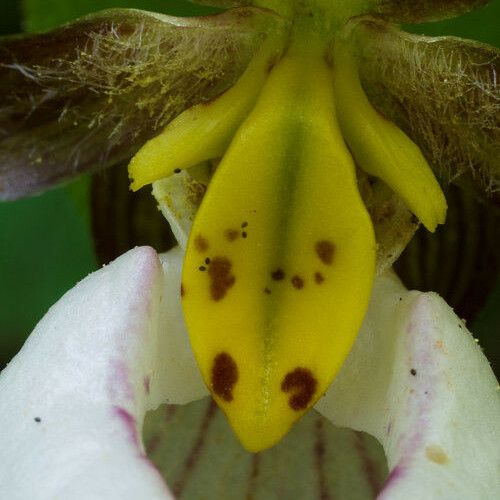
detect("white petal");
top-left (152, 166), bottom-right (209, 250)
top-left (316, 271), bottom-right (500, 499)
top-left (0, 246), bottom-right (206, 499)
top-left (154, 246), bottom-right (207, 406)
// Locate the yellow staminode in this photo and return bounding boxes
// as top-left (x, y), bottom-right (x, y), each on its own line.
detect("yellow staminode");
top-left (127, 27), bottom-right (447, 453)
top-left (182, 42), bottom-right (376, 452)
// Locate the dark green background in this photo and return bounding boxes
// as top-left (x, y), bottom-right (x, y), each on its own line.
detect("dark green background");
top-left (0, 0), bottom-right (499, 369)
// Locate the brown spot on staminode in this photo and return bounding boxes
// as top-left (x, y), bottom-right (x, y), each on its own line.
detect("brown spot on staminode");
top-left (180, 283), bottom-right (185, 297)
top-left (425, 445), bottom-right (449, 465)
top-left (264, 287), bottom-right (272, 295)
top-left (271, 269), bottom-right (285, 281)
top-left (314, 272), bottom-right (325, 284)
top-left (225, 229), bottom-right (239, 242)
top-left (315, 240), bottom-right (335, 265)
top-left (209, 257), bottom-right (236, 301)
top-left (291, 275), bottom-right (305, 289)
top-left (211, 352), bottom-right (238, 402)
top-left (194, 234), bottom-right (209, 253)
top-left (281, 368), bottom-right (317, 410)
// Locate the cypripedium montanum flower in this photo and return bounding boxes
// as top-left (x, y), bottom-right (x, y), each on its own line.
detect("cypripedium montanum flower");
top-left (0, 0), bottom-right (499, 498)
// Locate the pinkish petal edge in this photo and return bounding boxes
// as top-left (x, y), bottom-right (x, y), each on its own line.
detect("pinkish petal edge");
top-left (316, 272), bottom-right (500, 499)
top-left (0, 246), bottom-right (206, 499)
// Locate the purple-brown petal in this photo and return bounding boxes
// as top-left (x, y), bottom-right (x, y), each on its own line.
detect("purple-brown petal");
top-left (0, 7), bottom-right (274, 200)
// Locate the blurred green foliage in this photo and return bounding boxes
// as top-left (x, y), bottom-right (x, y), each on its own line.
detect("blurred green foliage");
top-left (0, 0), bottom-right (499, 370)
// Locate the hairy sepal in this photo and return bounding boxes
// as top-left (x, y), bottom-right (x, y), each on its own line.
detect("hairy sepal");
top-left (354, 18), bottom-right (500, 196)
top-left (129, 29), bottom-right (286, 191)
top-left (0, 7), bottom-right (273, 200)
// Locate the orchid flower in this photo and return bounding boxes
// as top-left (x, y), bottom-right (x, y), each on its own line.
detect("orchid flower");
top-left (0, 0), bottom-right (499, 498)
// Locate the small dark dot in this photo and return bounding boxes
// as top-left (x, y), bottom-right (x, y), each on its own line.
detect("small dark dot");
top-left (271, 269), bottom-right (285, 281)
top-left (242, 231), bottom-right (248, 239)
top-left (264, 287), bottom-right (272, 295)
top-left (174, 168), bottom-right (181, 174)
top-left (291, 275), bottom-right (304, 289)
top-left (199, 266), bottom-right (207, 272)
top-left (34, 417), bottom-right (41, 423)
top-left (314, 272), bottom-right (324, 284)
top-left (205, 258), bottom-right (211, 265)
top-left (180, 283), bottom-right (185, 297)
top-left (410, 368), bottom-right (417, 376)
top-left (458, 323), bottom-right (463, 329)
top-left (241, 221), bottom-right (248, 228)
top-left (399, 297), bottom-right (403, 301)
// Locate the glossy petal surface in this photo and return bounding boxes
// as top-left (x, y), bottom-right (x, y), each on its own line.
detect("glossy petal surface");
top-left (182, 46), bottom-right (375, 451)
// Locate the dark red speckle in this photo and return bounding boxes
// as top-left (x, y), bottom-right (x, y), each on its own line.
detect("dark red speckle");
top-left (314, 272), bottom-right (325, 284)
top-left (211, 352), bottom-right (238, 402)
top-left (225, 229), bottom-right (239, 242)
top-left (315, 240), bottom-right (335, 265)
top-left (194, 235), bottom-right (209, 253)
top-left (281, 368), bottom-right (318, 410)
top-left (271, 269), bottom-right (285, 281)
top-left (208, 257), bottom-right (236, 301)
top-left (291, 275), bottom-right (305, 289)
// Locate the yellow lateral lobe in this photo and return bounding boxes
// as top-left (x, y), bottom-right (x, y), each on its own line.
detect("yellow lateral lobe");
top-left (128, 33), bottom-right (284, 191)
top-left (333, 37), bottom-right (447, 232)
top-left (182, 41), bottom-right (376, 452)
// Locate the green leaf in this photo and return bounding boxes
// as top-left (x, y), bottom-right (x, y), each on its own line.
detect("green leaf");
top-left (368, 0), bottom-right (489, 24)
top-left (24, 0), bottom-right (218, 31)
